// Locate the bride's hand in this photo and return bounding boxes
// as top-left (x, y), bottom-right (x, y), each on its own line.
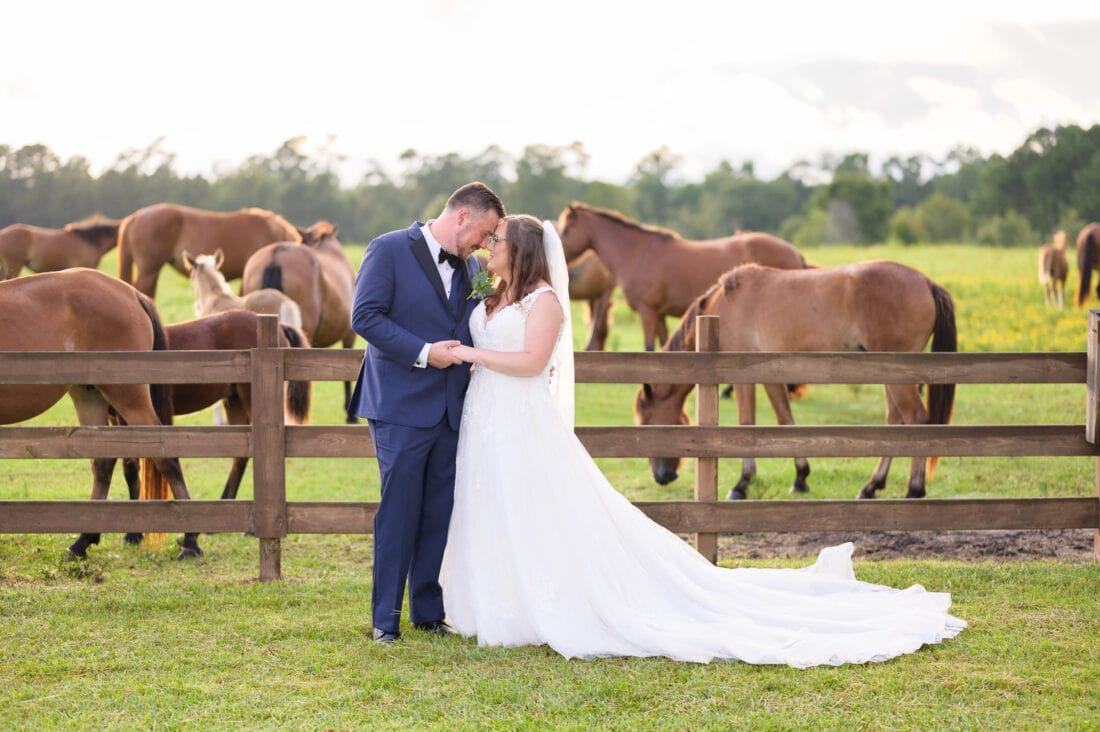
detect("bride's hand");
top-left (450, 344), bottom-right (476, 363)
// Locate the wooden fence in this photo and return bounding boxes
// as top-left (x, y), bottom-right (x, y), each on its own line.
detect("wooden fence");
top-left (2, 314), bottom-right (1098, 581)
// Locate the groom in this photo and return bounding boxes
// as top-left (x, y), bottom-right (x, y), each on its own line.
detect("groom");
top-left (350, 182), bottom-right (505, 643)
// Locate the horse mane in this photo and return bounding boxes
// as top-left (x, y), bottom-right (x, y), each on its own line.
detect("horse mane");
top-left (567, 202), bottom-right (680, 241)
top-left (64, 215), bottom-right (121, 243)
top-left (666, 281), bottom-right (721, 353)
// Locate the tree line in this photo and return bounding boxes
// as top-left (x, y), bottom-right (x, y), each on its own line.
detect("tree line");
top-left (2, 124), bottom-right (1098, 247)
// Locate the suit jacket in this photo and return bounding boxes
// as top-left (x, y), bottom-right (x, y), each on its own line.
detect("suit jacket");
top-left (348, 222), bottom-right (483, 431)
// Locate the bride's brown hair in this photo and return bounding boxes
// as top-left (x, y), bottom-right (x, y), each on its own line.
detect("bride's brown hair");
top-left (484, 214), bottom-right (551, 316)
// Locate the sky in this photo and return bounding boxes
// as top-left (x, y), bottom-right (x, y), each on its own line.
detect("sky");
top-left (3, 0), bottom-right (1100, 185)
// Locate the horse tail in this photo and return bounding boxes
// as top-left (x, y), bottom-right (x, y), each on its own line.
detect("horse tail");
top-left (134, 291), bottom-right (172, 548)
top-left (117, 215), bottom-right (135, 285)
top-left (1078, 229), bottom-right (1097, 306)
top-left (925, 281), bottom-right (957, 479)
top-left (281, 324), bottom-right (312, 424)
top-left (261, 245), bottom-right (289, 291)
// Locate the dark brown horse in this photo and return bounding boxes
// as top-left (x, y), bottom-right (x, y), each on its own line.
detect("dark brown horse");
top-left (241, 221), bottom-right (358, 422)
top-left (568, 249), bottom-right (617, 351)
top-left (0, 216), bottom-right (121, 280)
top-left (0, 268), bottom-right (200, 558)
top-left (117, 203), bottom-right (303, 298)
top-left (116, 310), bottom-right (311, 518)
top-left (1075, 223), bottom-right (1100, 306)
top-left (1038, 230), bottom-right (1068, 308)
top-left (557, 202), bottom-right (807, 350)
top-left (634, 261), bottom-right (957, 500)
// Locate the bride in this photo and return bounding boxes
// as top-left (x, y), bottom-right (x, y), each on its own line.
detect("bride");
top-left (441, 214), bottom-right (965, 666)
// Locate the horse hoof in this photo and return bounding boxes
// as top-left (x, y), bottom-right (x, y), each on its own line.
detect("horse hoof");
top-left (726, 488), bottom-right (747, 500)
top-left (176, 546), bottom-right (204, 560)
top-left (857, 488), bottom-right (876, 499)
top-left (67, 546), bottom-right (88, 559)
top-left (123, 533), bottom-right (143, 546)
top-left (790, 482), bottom-right (810, 494)
top-left (905, 489), bottom-right (926, 499)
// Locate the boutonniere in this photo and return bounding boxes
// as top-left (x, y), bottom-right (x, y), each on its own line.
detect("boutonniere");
top-left (467, 269), bottom-right (495, 300)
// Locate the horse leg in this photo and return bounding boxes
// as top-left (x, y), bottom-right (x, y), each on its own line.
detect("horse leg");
top-left (889, 384), bottom-right (932, 499)
top-left (220, 394), bottom-right (251, 501)
top-left (586, 289), bottom-right (613, 351)
top-left (655, 317), bottom-right (669, 349)
top-left (763, 383), bottom-right (811, 494)
top-left (638, 307), bottom-right (660, 352)
top-left (858, 388), bottom-right (903, 498)
top-left (97, 383), bottom-right (202, 558)
top-left (66, 389), bottom-right (114, 557)
top-left (122, 458), bottom-right (144, 545)
top-left (727, 384), bottom-right (757, 500)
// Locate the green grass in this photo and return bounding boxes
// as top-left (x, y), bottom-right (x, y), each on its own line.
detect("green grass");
top-left (2, 243), bottom-right (1099, 728)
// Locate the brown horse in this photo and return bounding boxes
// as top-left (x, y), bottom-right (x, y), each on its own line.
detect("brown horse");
top-left (568, 249), bottom-right (617, 351)
top-left (1038, 230), bottom-right (1069, 308)
top-left (1075, 223), bottom-right (1100, 306)
top-left (0, 216), bottom-right (121, 280)
top-left (634, 261), bottom-right (957, 500)
top-left (557, 202), bottom-right (807, 350)
top-left (0, 268), bottom-right (200, 558)
top-left (241, 221), bottom-right (358, 422)
top-left (115, 310), bottom-right (311, 518)
top-left (117, 203), bottom-right (303, 298)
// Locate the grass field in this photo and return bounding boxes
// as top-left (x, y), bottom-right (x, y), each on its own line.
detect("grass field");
top-left (1, 243), bottom-right (1098, 729)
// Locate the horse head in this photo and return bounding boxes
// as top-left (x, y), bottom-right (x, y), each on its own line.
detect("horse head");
top-left (300, 220), bottom-right (339, 246)
top-left (557, 203), bottom-right (592, 262)
top-left (633, 382), bottom-right (693, 485)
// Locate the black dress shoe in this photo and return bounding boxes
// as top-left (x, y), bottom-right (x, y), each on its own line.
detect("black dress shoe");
top-left (371, 628), bottom-right (401, 643)
top-left (412, 620), bottom-right (457, 636)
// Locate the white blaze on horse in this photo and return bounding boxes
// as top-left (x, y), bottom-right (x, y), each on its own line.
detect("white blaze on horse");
top-left (1038, 230), bottom-right (1068, 308)
top-left (634, 260), bottom-right (957, 500)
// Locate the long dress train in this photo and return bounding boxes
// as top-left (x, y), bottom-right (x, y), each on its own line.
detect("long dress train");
top-left (441, 288), bottom-right (965, 666)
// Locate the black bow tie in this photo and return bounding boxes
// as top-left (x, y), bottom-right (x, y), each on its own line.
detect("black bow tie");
top-left (438, 248), bottom-right (463, 268)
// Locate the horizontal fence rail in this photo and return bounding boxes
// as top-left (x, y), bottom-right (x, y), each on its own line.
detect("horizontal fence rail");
top-left (2, 313), bottom-right (1099, 579)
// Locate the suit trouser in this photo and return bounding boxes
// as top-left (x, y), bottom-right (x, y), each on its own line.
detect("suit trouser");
top-left (368, 416), bottom-right (458, 632)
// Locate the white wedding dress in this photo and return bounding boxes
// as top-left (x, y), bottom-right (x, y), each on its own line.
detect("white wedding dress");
top-left (441, 287), bottom-right (966, 666)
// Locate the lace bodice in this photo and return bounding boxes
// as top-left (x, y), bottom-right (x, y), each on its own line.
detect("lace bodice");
top-left (469, 286), bottom-right (559, 377)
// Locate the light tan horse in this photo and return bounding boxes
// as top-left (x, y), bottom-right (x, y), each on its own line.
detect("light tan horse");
top-left (241, 221), bottom-right (357, 422)
top-left (1038, 230), bottom-right (1069, 308)
top-left (0, 216), bottom-right (121, 280)
top-left (634, 261), bottom-right (957, 500)
top-left (1075, 222), bottom-right (1100, 306)
top-left (557, 202), bottom-right (807, 350)
top-left (0, 268), bottom-right (201, 558)
top-left (182, 250), bottom-right (304, 330)
top-left (568, 249), bottom-right (617, 351)
top-left (117, 203), bottom-right (303, 298)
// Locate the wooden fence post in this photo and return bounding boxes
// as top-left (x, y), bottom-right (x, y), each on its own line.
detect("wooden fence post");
top-left (1088, 311), bottom-right (1100, 561)
top-left (251, 315), bottom-right (286, 581)
top-left (694, 315), bottom-right (719, 563)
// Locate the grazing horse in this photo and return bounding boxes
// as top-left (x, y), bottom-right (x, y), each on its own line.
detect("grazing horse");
top-left (182, 250), bottom-right (304, 330)
top-left (117, 203), bottom-right (303, 298)
top-left (0, 268), bottom-right (201, 558)
top-left (0, 216), bottom-right (121, 280)
top-left (557, 202), bottom-right (807, 350)
top-left (634, 261), bottom-right (957, 500)
top-left (241, 221), bottom-right (358, 422)
top-left (1038, 230), bottom-right (1069, 308)
top-left (1075, 223), bottom-right (1100, 306)
top-left (568, 249), bottom-right (617, 351)
top-left (116, 311), bottom-right (311, 518)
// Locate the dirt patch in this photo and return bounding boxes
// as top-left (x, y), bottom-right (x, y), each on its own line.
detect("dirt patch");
top-left (716, 529), bottom-right (1096, 562)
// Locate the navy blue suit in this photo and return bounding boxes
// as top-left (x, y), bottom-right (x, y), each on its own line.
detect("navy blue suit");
top-left (350, 222), bottom-right (481, 633)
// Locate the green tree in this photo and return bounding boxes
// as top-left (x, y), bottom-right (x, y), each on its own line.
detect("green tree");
top-left (915, 192), bottom-right (971, 242)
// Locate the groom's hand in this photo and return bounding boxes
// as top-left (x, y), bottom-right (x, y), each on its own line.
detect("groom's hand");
top-left (427, 340), bottom-right (463, 368)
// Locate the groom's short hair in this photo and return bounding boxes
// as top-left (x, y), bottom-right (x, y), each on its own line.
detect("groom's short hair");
top-left (447, 182), bottom-right (505, 218)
